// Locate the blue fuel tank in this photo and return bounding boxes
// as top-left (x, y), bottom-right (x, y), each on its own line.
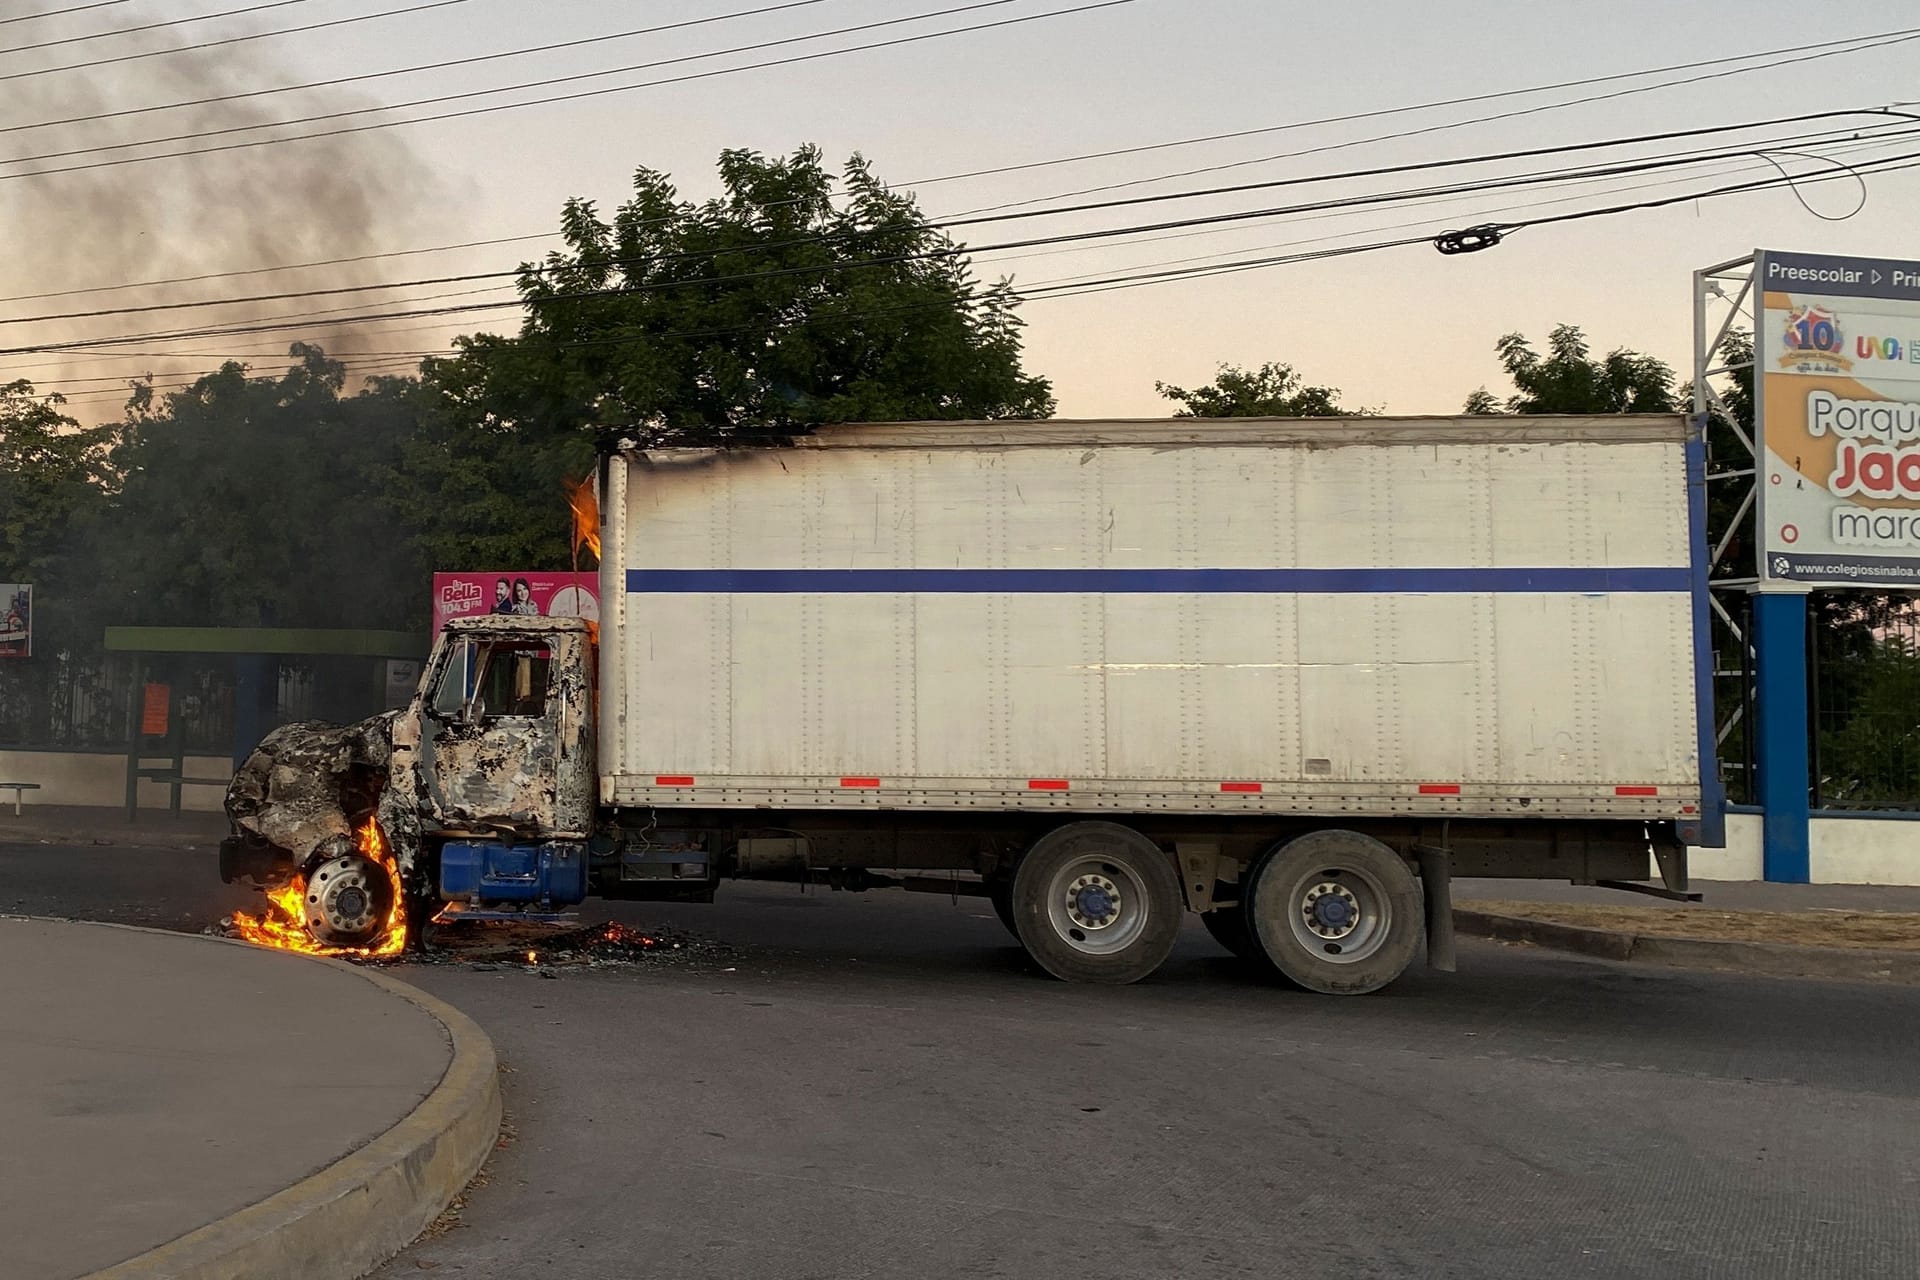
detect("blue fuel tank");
top-left (438, 841), bottom-right (589, 906)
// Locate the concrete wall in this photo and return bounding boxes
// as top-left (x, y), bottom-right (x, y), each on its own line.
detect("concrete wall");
top-left (0, 749), bottom-right (230, 813)
top-left (1690, 812), bottom-right (1764, 881)
top-left (1690, 811), bottom-right (1920, 885)
top-left (1810, 816), bottom-right (1920, 886)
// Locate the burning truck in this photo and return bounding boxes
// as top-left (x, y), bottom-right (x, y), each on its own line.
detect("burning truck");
top-left (221, 416), bottom-right (1721, 992)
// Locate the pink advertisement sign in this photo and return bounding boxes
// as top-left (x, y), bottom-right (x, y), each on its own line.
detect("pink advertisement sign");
top-left (432, 572), bottom-right (599, 631)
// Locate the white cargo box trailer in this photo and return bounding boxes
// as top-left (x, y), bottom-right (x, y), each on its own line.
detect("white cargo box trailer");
top-left (591, 416), bottom-right (1724, 990)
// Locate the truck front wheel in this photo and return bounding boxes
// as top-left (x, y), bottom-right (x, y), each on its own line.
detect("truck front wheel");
top-left (1244, 830), bottom-right (1421, 995)
top-left (1010, 822), bottom-right (1182, 984)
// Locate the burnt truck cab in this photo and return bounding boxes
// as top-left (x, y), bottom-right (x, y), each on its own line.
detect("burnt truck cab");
top-left (404, 615), bottom-right (597, 842)
top-left (223, 617), bottom-right (610, 947)
top-left (223, 613), bottom-right (713, 948)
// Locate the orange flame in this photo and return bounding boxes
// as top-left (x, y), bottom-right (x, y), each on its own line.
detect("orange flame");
top-left (567, 474), bottom-right (601, 564)
top-left (229, 820), bottom-right (408, 959)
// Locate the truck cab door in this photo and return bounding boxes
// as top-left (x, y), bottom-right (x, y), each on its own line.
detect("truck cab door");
top-left (419, 632), bottom-right (593, 837)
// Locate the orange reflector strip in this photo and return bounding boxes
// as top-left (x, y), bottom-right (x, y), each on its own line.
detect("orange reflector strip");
top-left (1418, 784), bottom-right (1461, 795)
top-left (654, 775), bottom-right (696, 786)
top-left (1220, 782), bottom-right (1263, 793)
top-left (1028, 779), bottom-right (1070, 791)
top-left (1616, 785), bottom-right (1658, 796)
top-left (840, 777), bottom-right (880, 788)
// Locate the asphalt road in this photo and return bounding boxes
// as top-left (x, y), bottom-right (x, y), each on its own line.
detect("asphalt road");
top-left (8, 843), bottom-right (1920, 1279)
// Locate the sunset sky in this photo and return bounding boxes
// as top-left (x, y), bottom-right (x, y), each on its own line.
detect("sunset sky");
top-left (6, 0), bottom-right (1918, 417)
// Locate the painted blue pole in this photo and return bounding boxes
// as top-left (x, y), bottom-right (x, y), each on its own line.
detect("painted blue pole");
top-left (232, 654), bottom-right (277, 772)
top-left (1752, 589), bottom-right (1811, 883)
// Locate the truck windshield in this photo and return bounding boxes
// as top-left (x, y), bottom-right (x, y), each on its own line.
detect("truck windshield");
top-left (432, 640), bottom-right (552, 720)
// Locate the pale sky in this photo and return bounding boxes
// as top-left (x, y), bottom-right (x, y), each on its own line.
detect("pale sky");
top-left (7, 0), bottom-right (1920, 417)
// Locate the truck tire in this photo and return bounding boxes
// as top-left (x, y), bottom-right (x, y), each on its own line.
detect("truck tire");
top-left (1200, 904), bottom-right (1259, 961)
top-left (1010, 821), bottom-right (1182, 984)
top-left (1244, 829), bottom-right (1421, 995)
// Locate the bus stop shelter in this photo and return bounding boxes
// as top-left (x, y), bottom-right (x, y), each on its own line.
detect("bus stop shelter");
top-left (104, 627), bottom-right (424, 820)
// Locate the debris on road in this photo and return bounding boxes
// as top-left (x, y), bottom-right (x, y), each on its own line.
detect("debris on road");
top-left (213, 916), bottom-right (731, 972)
top-left (417, 920), bottom-right (731, 971)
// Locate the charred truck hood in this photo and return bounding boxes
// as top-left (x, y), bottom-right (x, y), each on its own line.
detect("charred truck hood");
top-left (220, 713), bottom-right (425, 889)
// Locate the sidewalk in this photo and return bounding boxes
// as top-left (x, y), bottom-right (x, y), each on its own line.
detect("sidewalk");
top-left (0, 803), bottom-right (227, 850)
top-left (1455, 878), bottom-right (1920, 985)
top-left (1455, 877), bottom-right (1920, 914)
top-left (0, 919), bottom-right (499, 1280)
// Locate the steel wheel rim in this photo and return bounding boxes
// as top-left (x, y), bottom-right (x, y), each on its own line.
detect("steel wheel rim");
top-left (1045, 854), bottom-right (1151, 955)
top-left (1281, 862), bottom-right (1390, 965)
top-left (306, 852), bottom-right (389, 944)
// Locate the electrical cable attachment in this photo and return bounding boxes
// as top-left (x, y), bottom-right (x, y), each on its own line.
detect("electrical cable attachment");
top-left (1433, 224), bottom-right (1506, 254)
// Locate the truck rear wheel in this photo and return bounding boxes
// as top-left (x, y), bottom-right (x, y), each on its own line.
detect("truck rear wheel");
top-left (1245, 830), bottom-right (1421, 995)
top-left (1010, 822), bottom-right (1182, 984)
top-left (1200, 904), bottom-right (1259, 961)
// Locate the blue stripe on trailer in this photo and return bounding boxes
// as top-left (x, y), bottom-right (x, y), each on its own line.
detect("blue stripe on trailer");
top-left (626, 567), bottom-right (1692, 594)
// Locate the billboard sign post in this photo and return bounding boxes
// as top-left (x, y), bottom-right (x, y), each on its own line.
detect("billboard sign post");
top-left (1755, 249), bottom-right (1920, 586)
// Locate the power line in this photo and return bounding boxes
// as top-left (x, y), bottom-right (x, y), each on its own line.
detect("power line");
top-left (945, 26), bottom-right (1920, 217)
top-left (0, 0), bottom-right (478, 85)
top-left (22, 136), bottom-right (1878, 379)
top-left (0, 231), bottom-right (562, 306)
top-left (933, 110), bottom-right (1920, 229)
top-left (23, 133), bottom-right (1914, 359)
top-left (0, 0), bottom-right (1138, 179)
top-left (2, 0), bottom-right (849, 137)
top-left (4, 109), bottom-right (1904, 328)
top-left (16, 20), bottom-right (1909, 308)
top-left (2, 0), bottom-right (311, 57)
top-left (37, 146), bottom-right (1897, 407)
top-left (0, 0), bottom-right (1043, 163)
top-left (16, 130), bottom-right (1915, 360)
top-left (1, 0), bottom-right (136, 26)
top-left (899, 22), bottom-right (1920, 190)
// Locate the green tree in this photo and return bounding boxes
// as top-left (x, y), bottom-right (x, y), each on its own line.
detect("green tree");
top-left (433, 145), bottom-right (1052, 443)
top-left (400, 146), bottom-right (1054, 566)
top-left (1815, 632), bottom-right (1920, 807)
top-left (0, 381), bottom-right (115, 742)
top-left (100, 346), bottom-right (427, 631)
top-left (1156, 361), bottom-right (1355, 417)
top-left (0, 380), bottom-right (110, 590)
top-left (1465, 324), bottom-right (1678, 415)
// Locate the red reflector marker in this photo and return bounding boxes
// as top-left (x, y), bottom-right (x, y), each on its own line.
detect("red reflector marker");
top-left (654, 775), bottom-right (696, 787)
top-left (1028, 779), bottom-right (1070, 791)
top-left (1220, 781), bottom-right (1263, 793)
top-left (1418, 784), bottom-right (1461, 795)
top-left (1616, 785), bottom-right (1659, 797)
top-left (840, 777), bottom-right (880, 788)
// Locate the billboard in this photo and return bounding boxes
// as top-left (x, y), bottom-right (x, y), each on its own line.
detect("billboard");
top-left (1756, 249), bottom-right (1920, 586)
top-left (432, 572), bottom-right (600, 630)
top-left (0, 584), bottom-right (29, 658)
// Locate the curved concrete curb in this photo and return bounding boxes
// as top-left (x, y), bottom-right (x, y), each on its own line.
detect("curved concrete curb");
top-left (1456, 908), bottom-right (1920, 985)
top-left (85, 937), bottom-right (502, 1280)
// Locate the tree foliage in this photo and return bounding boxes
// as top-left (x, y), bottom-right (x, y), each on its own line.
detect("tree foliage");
top-left (434, 145), bottom-right (1052, 443)
top-left (1156, 361), bottom-right (1355, 418)
top-left (0, 378), bottom-right (117, 665)
top-left (1466, 324), bottom-right (1678, 415)
top-left (100, 346), bottom-right (426, 630)
top-left (1815, 630), bottom-right (1920, 807)
top-left (393, 146), bottom-right (1055, 565)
